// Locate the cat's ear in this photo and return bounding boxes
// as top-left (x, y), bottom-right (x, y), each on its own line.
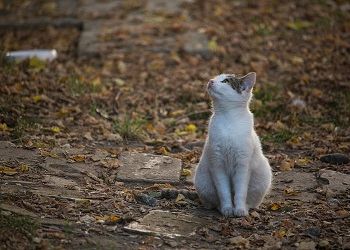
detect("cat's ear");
top-left (240, 72), bottom-right (256, 92)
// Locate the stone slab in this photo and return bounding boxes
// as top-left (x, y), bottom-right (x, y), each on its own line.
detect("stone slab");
top-left (124, 210), bottom-right (209, 237)
top-left (274, 171), bottom-right (318, 191)
top-left (0, 141), bottom-right (40, 164)
top-left (319, 169), bottom-right (350, 193)
top-left (117, 152), bottom-right (182, 183)
top-left (269, 171), bottom-right (318, 202)
top-left (146, 0), bottom-right (189, 14)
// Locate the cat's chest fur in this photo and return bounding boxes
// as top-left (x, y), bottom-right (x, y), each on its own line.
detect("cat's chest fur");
top-left (208, 111), bottom-right (253, 148)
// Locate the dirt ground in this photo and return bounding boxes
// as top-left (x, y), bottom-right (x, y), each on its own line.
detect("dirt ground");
top-left (0, 0), bottom-right (349, 249)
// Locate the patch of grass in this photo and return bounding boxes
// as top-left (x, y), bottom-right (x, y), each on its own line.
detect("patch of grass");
top-left (255, 23), bottom-right (274, 36)
top-left (89, 101), bottom-right (100, 116)
top-left (326, 91), bottom-right (350, 127)
top-left (12, 116), bottom-right (38, 141)
top-left (0, 51), bottom-right (17, 73)
top-left (67, 76), bottom-right (102, 96)
top-left (252, 83), bottom-right (285, 118)
top-left (262, 130), bottom-right (294, 144)
top-left (0, 212), bottom-right (39, 237)
top-left (67, 76), bottom-right (87, 96)
top-left (113, 116), bottom-right (146, 140)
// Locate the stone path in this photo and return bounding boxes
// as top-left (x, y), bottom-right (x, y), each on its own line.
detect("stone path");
top-left (0, 0), bottom-right (210, 58)
top-left (1, 140), bottom-right (349, 246)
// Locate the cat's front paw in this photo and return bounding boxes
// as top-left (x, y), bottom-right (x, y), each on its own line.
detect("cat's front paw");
top-left (220, 205), bottom-right (234, 217)
top-left (233, 207), bottom-right (248, 217)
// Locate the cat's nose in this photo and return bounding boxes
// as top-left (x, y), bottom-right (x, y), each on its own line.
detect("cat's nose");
top-left (208, 80), bottom-right (214, 88)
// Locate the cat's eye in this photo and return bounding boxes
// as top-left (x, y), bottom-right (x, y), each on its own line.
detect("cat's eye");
top-left (221, 79), bottom-right (229, 83)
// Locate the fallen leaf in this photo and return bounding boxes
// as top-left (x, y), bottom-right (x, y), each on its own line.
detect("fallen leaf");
top-left (32, 95), bottom-right (42, 103)
top-left (105, 214), bottom-right (122, 224)
top-left (297, 240), bottom-right (316, 250)
top-left (20, 163), bottom-right (29, 172)
top-left (274, 228), bottom-right (287, 238)
top-left (279, 160), bottom-right (294, 171)
top-left (185, 123), bottom-right (197, 133)
top-left (336, 209), bottom-right (349, 218)
top-left (181, 168), bottom-right (192, 176)
top-left (208, 38), bottom-right (218, 52)
top-left (29, 57), bottom-right (46, 71)
top-left (70, 155), bottom-right (85, 162)
top-left (270, 203), bottom-right (282, 211)
top-left (229, 236), bottom-right (250, 248)
top-left (284, 187), bottom-right (298, 196)
top-left (295, 158), bottom-right (311, 167)
top-left (175, 193), bottom-right (186, 203)
top-left (0, 123), bottom-right (9, 131)
top-left (287, 20), bottom-right (312, 30)
top-left (0, 166), bottom-right (18, 175)
top-left (51, 126), bottom-right (61, 133)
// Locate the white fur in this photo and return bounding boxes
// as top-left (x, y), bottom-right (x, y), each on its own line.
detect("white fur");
top-left (194, 72), bottom-right (272, 217)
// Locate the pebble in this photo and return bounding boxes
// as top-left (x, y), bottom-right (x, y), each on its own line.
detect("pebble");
top-left (135, 193), bottom-right (157, 207)
top-left (320, 153), bottom-right (349, 165)
top-left (318, 240), bottom-right (329, 248)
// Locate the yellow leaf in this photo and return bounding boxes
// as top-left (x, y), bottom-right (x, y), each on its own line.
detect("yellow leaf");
top-left (270, 203), bottom-right (281, 211)
top-left (20, 163), bottom-right (29, 172)
top-left (70, 155), bottom-right (85, 162)
top-left (185, 123), bottom-right (197, 133)
top-left (107, 215), bottom-right (122, 223)
top-left (284, 187), bottom-right (298, 196)
top-left (158, 146), bottom-right (168, 155)
top-left (214, 6), bottom-right (223, 16)
top-left (295, 158), bottom-right (311, 167)
top-left (279, 160), bottom-right (294, 171)
top-left (32, 95), bottom-right (42, 103)
top-left (276, 228), bottom-right (287, 238)
top-left (290, 56), bottom-right (304, 65)
top-left (181, 169), bottom-right (192, 176)
top-left (58, 107), bottom-right (70, 117)
top-left (91, 77), bottom-right (101, 87)
top-left (287, 20), bottom-right (312, 30)
top-left (29, 57), bottom-right (46, 71)
top-left (170, 109), bottom-right (186, 117)
top-left (0, 166), bottom-right (18, 175)
top-left (0, 123), bottom-right (9, 131)
top-left (175, 193), bottom-right (186, 203)
top-left (51, 126), bottom-right (61, 133)
top-left (208, 38), bottom-right (218, 52)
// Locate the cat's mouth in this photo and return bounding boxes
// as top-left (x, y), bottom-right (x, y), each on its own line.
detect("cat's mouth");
top-left (207, 83), bottom-right (219, 96)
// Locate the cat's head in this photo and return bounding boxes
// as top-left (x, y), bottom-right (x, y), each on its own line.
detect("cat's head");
top-left (207, 72), bottom-right (256, 107)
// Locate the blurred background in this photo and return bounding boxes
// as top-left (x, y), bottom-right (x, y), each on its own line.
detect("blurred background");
top-left (0, 0), bottom-right (349, 155)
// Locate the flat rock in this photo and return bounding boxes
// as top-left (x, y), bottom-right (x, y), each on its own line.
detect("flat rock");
top-left (146, 0), bottom-right (189, 14)
top-left (0, 203), bottom-right (38, 218)
top-left (274, 171), bottom-right (317, 191)
top-left (269, 171), bottom-right (318, 202)
top-left (78, 0), bottom-right (121, 18)
top-left (117, 152), bottom-right (182, 183)
top-left (124, 210), bottom-right (209, 237)
top-left (0, 141), bottom-right (39, 164)
top-left (320, 153), bottom-right (350, 165)
top-left (318, 169), bottom-right (350, 193)
top-left (43, 175), bottom-right (78, 187)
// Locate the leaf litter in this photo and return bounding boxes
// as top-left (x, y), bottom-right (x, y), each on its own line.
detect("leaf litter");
top-left (0, 0), bottom-right (349, 249)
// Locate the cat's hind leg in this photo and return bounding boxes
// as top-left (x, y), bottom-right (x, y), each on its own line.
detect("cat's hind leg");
top-left (247, 159), bottom-right (272, 209)
top-left (194, 164), bottom-right (219, 210)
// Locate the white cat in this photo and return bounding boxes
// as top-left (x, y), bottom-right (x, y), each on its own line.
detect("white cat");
top-left (194, 72), bottom-right (272, 217)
